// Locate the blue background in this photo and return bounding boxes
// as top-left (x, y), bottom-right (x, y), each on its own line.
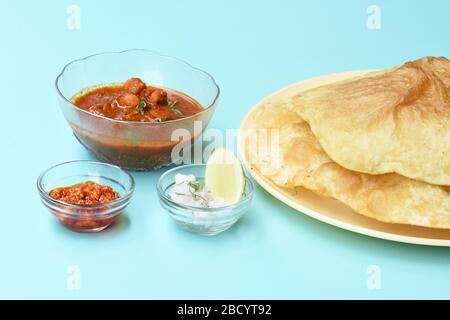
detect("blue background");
top-left (1, 0), bottom-right (449, 299)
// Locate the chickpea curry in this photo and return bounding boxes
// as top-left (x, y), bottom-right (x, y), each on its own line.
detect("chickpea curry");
top-left (73, 77), bottom-right (204, 122)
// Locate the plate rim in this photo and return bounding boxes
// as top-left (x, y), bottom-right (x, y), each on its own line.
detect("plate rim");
top-left (237, 70), bottom-right (450, 247)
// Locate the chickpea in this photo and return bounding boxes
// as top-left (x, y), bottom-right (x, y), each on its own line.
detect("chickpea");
top-left (123, 77), bottom-right (146, 94)
top-left (148, 107), bottom-right (177, 121)
top-left (148, 88), bottom-right (167, 105)
top-left (116, 93), bottom-right (140, 107)
top-left (141, 86), bottom-right (156, 98)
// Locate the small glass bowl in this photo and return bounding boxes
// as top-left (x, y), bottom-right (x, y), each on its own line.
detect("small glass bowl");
top-left (37, 161), bottom-right (135, 233)
top-left (156, 164), bottom-right (254, 236)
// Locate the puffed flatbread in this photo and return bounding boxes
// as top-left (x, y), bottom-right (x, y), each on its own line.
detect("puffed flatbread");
top-left (243, 101), bottom-right (450, 229)
top-left (289, 56), bottom-right (450, 186)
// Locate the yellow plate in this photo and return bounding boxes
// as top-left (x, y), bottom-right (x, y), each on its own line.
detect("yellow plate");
top-left (238, 70), bottom-right (450, 247)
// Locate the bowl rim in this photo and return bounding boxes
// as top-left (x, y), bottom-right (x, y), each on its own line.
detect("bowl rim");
top-left (37, 160), bottom-right (135, 210)
top-left (156, 163), bottom-right (254, 213)
top-left (55, 49), bottom-right (220, 125)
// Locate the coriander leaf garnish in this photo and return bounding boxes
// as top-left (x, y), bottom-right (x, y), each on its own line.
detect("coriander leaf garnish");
top-left (172, 107), bottom-right (182, 115)
top-left (137, 97), bottom-right (148, 115)
top-left (190, 190), bottom-right (207, 204)
top-left (172, 179), bottom-right (210, 207)
top-left (187, 181), bottom-right (208, 205)
top-left (167, 100), bottom-right (178, 108)
top-left (168, 99), bottom-right (183, 115)
top-left (188, 180), bottom-right (203, 192)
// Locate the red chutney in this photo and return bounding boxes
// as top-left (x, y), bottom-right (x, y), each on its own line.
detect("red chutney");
top-left (73, 77), bottom-right (204, 122)
top-left (49, 181), bottom-right (120, 205)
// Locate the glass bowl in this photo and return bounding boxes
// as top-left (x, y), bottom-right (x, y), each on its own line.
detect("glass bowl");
top-left (157, 164), bottom-right (254, 236)
top-left (37, 161), bottom-right (135, 233)
top-left (55, 49), bottom-right (220, 170)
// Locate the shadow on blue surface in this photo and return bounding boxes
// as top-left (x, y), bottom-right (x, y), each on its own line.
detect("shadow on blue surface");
top-left (254, 183), bottom-right (450, 262)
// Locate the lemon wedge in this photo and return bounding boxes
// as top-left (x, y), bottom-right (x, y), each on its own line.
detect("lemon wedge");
top-left (205, 148), bottom-right (245, 205)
